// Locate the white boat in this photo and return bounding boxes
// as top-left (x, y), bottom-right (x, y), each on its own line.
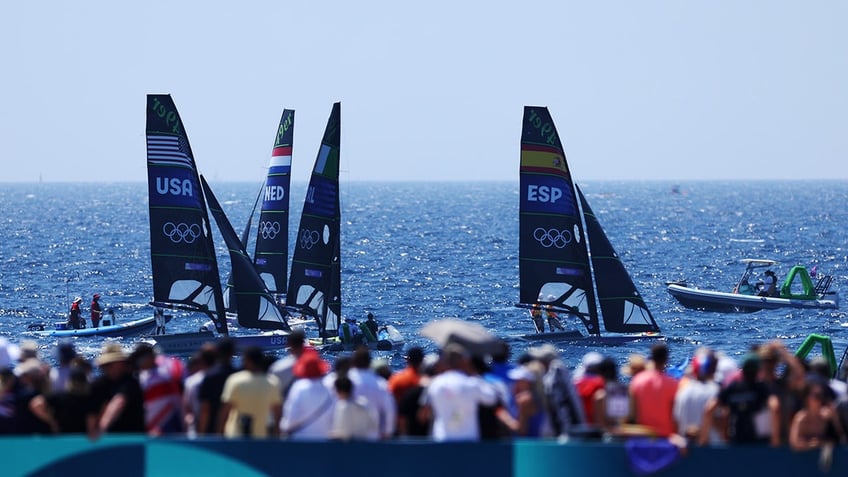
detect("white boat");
top-left (667, 258), bottom-right (839, 313)
top-left (28, 308), bottom-right (171, 339)
top-left (515, 106), bottom-right (661, 343)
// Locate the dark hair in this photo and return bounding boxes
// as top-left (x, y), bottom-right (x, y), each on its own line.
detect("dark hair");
top-left (288, 329), bottom-right (306, 348)
top-left (335, 376), bottom-right (353, 394)
top-left (242, 346), bottom-right (265, 369)
top-left (406, 347), bottom-right (424, 366)
top-left (216, 337), bottom-right (235, 358)
top-left (352, 345), bottom-right (371, 369)
top-left (650, 343), bottom-right (669, 367)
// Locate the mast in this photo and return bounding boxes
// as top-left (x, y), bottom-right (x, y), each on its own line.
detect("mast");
top-left (287, 103), bottom-right (341, 337)
top-left (145, 94), bottom-right (228, 335)
top-left (518, 106), bottom-right (600, 335)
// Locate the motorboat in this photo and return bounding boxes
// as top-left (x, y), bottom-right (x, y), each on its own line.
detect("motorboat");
top-left (667, 259), bottom-right (839, 313)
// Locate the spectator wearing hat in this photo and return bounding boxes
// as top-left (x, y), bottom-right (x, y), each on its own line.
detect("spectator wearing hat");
top-left (90, 294), bottom-right (103, 328)
top-left (574, 352), bottom-right (605, 426)
top-left (87, 342), bottom-right (145, 438)
top-left (281, 348), bottom-right (334, 439)
top-left (348, 346), bottom-right (396, 440)
top-left (219, 346), bottom-right (281, 438)
top-left (673, 347), bottom-right (720, 442)
top-left (67, 297), bottom-right (85, 330)
top-left (11, 358), bottom-right (51, 434)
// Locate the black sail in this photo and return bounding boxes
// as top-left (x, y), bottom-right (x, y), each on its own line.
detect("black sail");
top-left (518, 106), bottom-right (600, 335)
top-left (254, 109), bottom-right (295, 295)
top-left (145, 94), bottom-right (227, 335)
top-left (287, 103), bottom-right (341, 337)
top-left (577, 186), bottom-right (660, 333)
top-left (201, 176), bottom-right (290, 331)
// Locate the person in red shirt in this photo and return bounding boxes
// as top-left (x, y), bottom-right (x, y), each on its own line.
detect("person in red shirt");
top-left (388, 347), bottom-right (424, 403)
top-left (67, 297), bottom-right (84, 330)
top-left (90, 294), bottom-right (103, 328)
top-left (629, 343), bottom-right (679, 437)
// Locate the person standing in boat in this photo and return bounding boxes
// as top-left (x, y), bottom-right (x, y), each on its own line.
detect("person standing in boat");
top-left (758, 270), bottom-right (778, 297)
top-left (364, 313), bottom-right (379, 339)
top-left (544, 296), bottom-right (565, 332)
top-left (90, 294), bottom-right (103, 328)
top-left (67, 297), bottom-right (84, 330)
top-left (530, 302), bottom-right (545, 334)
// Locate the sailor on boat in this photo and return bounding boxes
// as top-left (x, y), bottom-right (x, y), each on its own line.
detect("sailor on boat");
top-left (90, 294), bottom-right (103, 328)
top-left (67, 297), bottom-right (85, 330)
top-left (530, 301), bottom-right (545, 334)
top-left (544, 295), bottom-right (566, 332)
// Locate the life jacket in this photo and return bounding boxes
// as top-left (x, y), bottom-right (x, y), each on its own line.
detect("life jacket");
top-left (530, 305), bottom-right (543, 318)
top-left (544, 305), bottom-right (558, 319)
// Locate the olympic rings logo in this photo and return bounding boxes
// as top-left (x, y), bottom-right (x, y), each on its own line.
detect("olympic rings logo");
top-left (533, 227), bottom-right (572, 248)
top-left (163, 222), bottom-right (202, 244)
top-left (300, 229), bottom-right (320, 249)
top-left (259, 221), bottom-right (281, 240)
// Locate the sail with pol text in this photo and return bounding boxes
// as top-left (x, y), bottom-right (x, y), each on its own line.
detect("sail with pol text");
top-left (287, 102), bottom-right (341, 338)
top-left (517, 106), bottom-right (659, 338)
top-left (145, 94), bottom-right (228, 335)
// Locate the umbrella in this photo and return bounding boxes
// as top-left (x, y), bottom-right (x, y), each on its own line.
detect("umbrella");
top-left (419, 318), bottom-right (505, 356)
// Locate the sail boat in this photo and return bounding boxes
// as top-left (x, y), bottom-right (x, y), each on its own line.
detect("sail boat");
top-left (286, 102), bottom-right (343, 342)
top-left (223, 109), bottom-right (295, 322)
top-left (516, 106), bottom-right (660, 342)
top-left (143, 95), bottom-right (292, 354)
top-left (143, 94), bottom-right (229, 351)
top-left (285, 102), bottom-right (403, 351)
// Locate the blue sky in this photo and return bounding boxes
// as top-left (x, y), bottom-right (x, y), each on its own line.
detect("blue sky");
top-left (2, 1), bottom-right (845, 183)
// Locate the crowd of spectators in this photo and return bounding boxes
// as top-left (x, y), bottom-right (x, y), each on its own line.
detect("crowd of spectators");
top-left (1, 332), bottom-right (847, 451)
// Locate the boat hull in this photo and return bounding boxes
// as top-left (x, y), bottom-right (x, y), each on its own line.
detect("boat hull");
top-left (667, 283), bottom-right (839, 313)
top-left (516, 329), bottom-right (661, 345)
top-left (30, 315), bottom-right (164, 338)
top-left (144, 330), bottom-right (292, 356)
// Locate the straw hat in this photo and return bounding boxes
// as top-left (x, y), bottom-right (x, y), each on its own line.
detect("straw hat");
top-left (96, 342), bottom-right (128, 366)
top-left (14, 358), bottom-right (45, 377)
top-left (621, 353), bottom-right (647, 377)
top-left (528, 344), bottom-right (559, 362)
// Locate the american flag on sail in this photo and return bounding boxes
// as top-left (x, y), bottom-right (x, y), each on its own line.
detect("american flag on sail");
top-left (147, 135), bottom-right (193, 167)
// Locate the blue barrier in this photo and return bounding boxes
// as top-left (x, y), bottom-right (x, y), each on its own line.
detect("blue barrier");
top-left (2, 435), bottom-right (846, 477)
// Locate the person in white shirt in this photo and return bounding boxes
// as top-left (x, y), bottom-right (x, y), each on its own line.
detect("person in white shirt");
top-left (347, 346), bottom-right (396, 439)
top-left (280, 349), bottom-right (335, 440)
top-left (330, 376), bottom-right (378, 440)
top-left (423, 343), bottom-right (498, 441)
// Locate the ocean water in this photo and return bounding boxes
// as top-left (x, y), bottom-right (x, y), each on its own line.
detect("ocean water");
top-left (1, 181), bottom-right (846, 371)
